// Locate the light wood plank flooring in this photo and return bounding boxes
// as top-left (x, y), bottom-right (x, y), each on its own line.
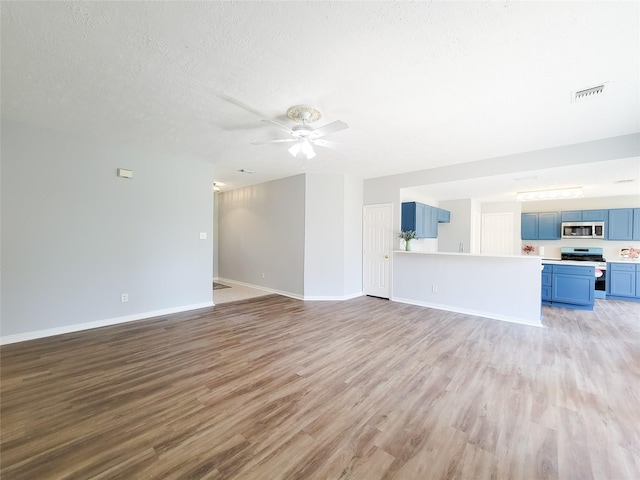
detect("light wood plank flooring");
top-left (213, 281), bottom-right (272, 304)
top-left (2, 296), bottom-right (639, 479)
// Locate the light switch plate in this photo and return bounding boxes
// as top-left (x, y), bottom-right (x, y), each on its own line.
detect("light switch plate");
top-left (199, 232), bottom-right (207, 240)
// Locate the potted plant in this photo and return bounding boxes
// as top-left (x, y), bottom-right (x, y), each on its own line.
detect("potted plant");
top-left (522, 244), bottom-right (535, 255)
top-left (399, 230), bottom-right (417, 251)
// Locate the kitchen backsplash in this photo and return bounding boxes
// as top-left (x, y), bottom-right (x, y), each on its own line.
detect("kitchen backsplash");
top-left (523, 242), bottom-right (640, 260)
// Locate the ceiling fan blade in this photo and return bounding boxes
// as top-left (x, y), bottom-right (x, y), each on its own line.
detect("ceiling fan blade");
top-left (312, 139), bottom-right (342, 149)
top-left (262, 119), bottom-right (293, 134)
top-left (212, 91), bottom-right (268, 119)
top-left (311, 120), bottom-right (349, 138)
top-left (251, 138), bottom-right (296, 145)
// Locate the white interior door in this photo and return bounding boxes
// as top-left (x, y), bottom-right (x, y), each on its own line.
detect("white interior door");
top-left (481, 212), bottom-right (514, 255)
top-left (363, 204), bottom-right (393, 298)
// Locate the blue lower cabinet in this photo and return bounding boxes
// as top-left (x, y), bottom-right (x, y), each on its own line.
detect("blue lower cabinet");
top-left (607, 262), bottom-right (640, 302)
top-left (541, 265), bottom-right (552, 301)
top-left (542, 264), bottom-right (595, 310)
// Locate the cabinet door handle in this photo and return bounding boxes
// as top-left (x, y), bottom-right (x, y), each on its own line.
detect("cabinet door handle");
top-left (384, 255), bottom-right (389, 259)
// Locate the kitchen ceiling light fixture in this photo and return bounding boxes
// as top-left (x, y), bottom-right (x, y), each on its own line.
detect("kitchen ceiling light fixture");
top-left (516, 186), bottom-right (584, 201)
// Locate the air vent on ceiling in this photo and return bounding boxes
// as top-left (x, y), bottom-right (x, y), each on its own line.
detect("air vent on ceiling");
top-left (572, 83), bottom-right (608, 103)
top-left (613, 179), bottom-right (635, 184)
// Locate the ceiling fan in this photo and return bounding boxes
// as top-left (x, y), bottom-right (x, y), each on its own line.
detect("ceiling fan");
top-left (251, 105), bottom-right (348, 159)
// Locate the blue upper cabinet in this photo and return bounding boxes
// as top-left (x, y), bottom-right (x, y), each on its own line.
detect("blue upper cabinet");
top-left (562, 209), bottom-right (608, 222)
top-left (582, 210), bottom-right (608, 221)
top-left (608, 208), bottom-right (634, 240)
top-left (561, 210), bottom-right (582, 222)
top-left (633, 209), bottom-right (640, 240)
top-left (521, 213), bottom-right (538, 240)
top-left (401, 202), bottom-right (420, 235)
top-left (520, 212), bottom-right (560, 240)
top-left (522, 212), bottom-right (560, 240)
top-left (538, 212), bottom-right (560, 239)
top-left (401, 202), bottom-right (450, 239)
top-left (436, 208), bottom-right (450, 223)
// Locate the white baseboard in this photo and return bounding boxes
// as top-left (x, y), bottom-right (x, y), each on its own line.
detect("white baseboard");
top-left (0, 301), bottom-right (214, 345)
top-left (392, 297), bottom-right (544, 328)
top-left (303, 291), bottom-right (364, 301)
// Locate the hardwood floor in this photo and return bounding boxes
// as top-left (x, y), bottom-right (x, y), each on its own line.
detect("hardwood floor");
top-left (2, 296), bottom-right (639, 479)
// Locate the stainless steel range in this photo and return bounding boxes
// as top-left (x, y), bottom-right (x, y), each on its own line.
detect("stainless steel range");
top-left (560, 247), bottom-right (606, 298)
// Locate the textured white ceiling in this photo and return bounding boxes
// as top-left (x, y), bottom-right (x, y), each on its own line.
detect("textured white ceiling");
top-left (2, 1), bottom-right (639, 198)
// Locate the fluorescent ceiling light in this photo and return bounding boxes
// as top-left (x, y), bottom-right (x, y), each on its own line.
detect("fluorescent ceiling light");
top-left (517, 187), bottom-right (583, 201)
top-left (288, 139), bottom-right (316, 160)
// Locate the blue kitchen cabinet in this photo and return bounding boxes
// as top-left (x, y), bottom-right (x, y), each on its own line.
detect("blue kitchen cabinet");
top-left (607, 263), bottom-right (638, 299)
top-left (582, 210), bottom-right (608, 221)
top-left (552, 265), bottom-right (595, 306)
top-left (561, 210), bottom-right (582, 222)
top-left (542, 263), bottom-right (595, 309)
top-left (538, 212), bottom-right (560, 239)
top-left (633, 209), bottom-right (640, 240)
top-left (402, 202), bottom-right (424, 237)
top-left (401, 202), bottom-right (451, 239)
top-left (608, 208), bottom-right (634, 240)
top-left (521, 213), bottom-right (538, 240)
top-left (521, 212), bottom-right (560, 240)
top-left (541, 264), bottom-right (552, 301)
top-left (561, 209), bottom-right (608, 222)
top-left (436, 208), bottom-right (450, 223)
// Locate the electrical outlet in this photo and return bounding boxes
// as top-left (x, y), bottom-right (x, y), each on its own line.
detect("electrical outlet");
top-left (261, 273), bottom-right (265, 279)
top-left (121, 293), bottom-right (129, 303)
top-left (432, 285), bottom-right (438, 293)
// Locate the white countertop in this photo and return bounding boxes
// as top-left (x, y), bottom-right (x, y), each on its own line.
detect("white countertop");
top-left (394, 251), bottom-right (541, 260)
top-left (541, 259), bottom-right (602, 267)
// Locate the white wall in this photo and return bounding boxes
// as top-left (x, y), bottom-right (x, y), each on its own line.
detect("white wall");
top-left (364, 134), bottom-right (640, 205)
top-left (439, 199), bottom-right (471, 253)
top-left (1, 121), bottom-right (215, 341)
top-left (393, 252), bottom-right (542, 327)
top-left (217, 175), bottom-right (306, 297)
top-left (520, 195), bottom-right (640, 213)
top-left (305, 174), bottom-right (345, 298)
top-left (343, 175), bottom-right (364, 296)
top-left (304, 173), bottom-right (363, 299)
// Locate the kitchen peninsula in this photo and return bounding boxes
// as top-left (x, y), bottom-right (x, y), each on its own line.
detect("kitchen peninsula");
top-left (393, 251), bottom-right (543, 327)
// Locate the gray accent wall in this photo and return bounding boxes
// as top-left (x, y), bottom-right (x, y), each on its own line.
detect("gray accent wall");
top-left (1, 121), bottom-right (214, 338)
top-left (217, 175), bottom-right (306, 296)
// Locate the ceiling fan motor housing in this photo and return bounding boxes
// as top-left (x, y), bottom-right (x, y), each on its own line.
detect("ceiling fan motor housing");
top-left (286, 105), bottom-right (322, 124)
top-left (291, 124), bottom-right (314, 138)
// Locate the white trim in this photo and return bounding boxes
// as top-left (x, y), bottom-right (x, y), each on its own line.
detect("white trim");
top-left (0, 301), bottom-right (214, 345)
top-left (392, 297), bottom-right (544, 328)
top-left (303, 292), bottom-right (364, 301)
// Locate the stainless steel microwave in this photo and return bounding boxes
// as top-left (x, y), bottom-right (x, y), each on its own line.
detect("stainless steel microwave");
top-left (561, 221), bottom-right (605, 239)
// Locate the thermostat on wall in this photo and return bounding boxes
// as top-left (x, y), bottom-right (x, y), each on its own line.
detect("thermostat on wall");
top-left (117, 168), bottom-right (133, 179)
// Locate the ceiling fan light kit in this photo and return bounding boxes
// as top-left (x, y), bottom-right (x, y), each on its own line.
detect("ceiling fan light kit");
top-left (252, 105), bottom-right (348, 160)
top-left (288, 138), bottom-right (317, 160)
